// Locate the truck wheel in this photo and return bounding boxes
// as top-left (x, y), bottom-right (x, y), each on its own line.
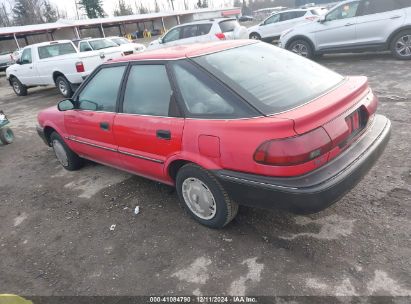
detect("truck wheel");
top-left (50, 132), bottom-right (83, 171)
top-left (56, 76), bottom-right (73, 98)
top-left (0, 127), bottom-right (14, 144)
top-left (390, 30), bottom-right (411, 60)
top-left (176, 164), bottom-right (239, 229)
top-left (11, 77), bottom-right (27, 96)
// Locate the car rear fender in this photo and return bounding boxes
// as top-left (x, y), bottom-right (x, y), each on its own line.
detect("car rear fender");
top-left (387, 25), bottom-right (411, 46)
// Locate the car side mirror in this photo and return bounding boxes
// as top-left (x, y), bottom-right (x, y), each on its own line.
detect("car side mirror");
top-left (158, 37), bottom-right (163, 44)
top-left (15, 58), bottom-right (21, 64)
top-left (319, 15), bottom-right (326, 23)
top-left (58, 99), bottom-right (75, 111)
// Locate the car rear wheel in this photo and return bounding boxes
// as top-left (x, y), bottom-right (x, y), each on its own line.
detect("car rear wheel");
top-left (55, 76), bottom-right (73, 98)
top-left (11, 77), bottom-right (27, 96)
top-left (176, 164), bottom-right (238, 228)
top-left (391, 30), bottom-right (411, 60)
top-left (50, 132), bottom-right (83, 171)
top-left (288, 39), bottom-right (314, 59)
top-left (249, 33), bottom-right (261, 40)
top-left (0, 127), bottom-right (14, 145)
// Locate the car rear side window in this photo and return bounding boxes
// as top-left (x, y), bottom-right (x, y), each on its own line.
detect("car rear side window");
top-left (194, 42), bottom-right (344, 115)
top-left (219, 20), bottom-right (239, 32)
top-left (20, 48), bottom-right (32, 64)
top-left (198, 24), bottom-right (212, 35)
top-left (172, 60), bottom-right (255, 119)
top-left (122, 65), bottom-right (173, 117)
top-left (38, 43), bottom-right (77, 59)
top-left (77, 66), bottom-right (126, 112)
top-left (358, 0), bottom-right (404, 15)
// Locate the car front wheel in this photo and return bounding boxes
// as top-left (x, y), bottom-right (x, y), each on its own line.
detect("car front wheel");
top-left (50, 132), bottom-right (83, 171)
top-left (11, 77), bottom-right (27, 96)
top-left (249, 33), bottom-right (261, 40)
top-left (391, 30), bottom-right (411, 60)
top-left (288, 39), bottom-right (314, 59)
top-left (176, 164), bottom-right (238, 228)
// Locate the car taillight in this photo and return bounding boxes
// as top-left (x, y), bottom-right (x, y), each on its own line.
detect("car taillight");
top-left (75, 61), bottom-right (85, 73)
top-left (215, 33), bottom-right (226, 40)
top-left (254, 127), bottom-right (333, 166)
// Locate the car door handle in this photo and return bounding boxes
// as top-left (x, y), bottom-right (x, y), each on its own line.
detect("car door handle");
top-left (156, 130), bottom-right (171, 140)
top-left (390, 15), bottom-right (401, 19)
top-left (100, 122), bottom-right (110, 131)
top-left (344, 23), bottom-right (355, 26)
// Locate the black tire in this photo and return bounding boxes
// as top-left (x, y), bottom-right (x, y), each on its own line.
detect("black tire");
top-left (10, 77), bottom-right (27, 96)
top-left (50, 132), bottom-right (83, 171)
top-left (390, 30), bottom-right (411, 60)
top-left (0, 127), bottom-right (14, 144)
top-left (249, 32), bottom-right (261, 40)
top-left (55, 76), bottom-right (73, 98)
top-left (176, 164), bottom-right (238, 228)
top-left (287, 39), bottom-right (314, 59)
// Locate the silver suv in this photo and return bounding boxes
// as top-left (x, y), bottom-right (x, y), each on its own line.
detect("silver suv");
top-left (279, 0), bottom-right (411, 60)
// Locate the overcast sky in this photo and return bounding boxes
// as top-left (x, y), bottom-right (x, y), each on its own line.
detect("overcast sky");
top-left (1, 0), bottom-right (235, 19)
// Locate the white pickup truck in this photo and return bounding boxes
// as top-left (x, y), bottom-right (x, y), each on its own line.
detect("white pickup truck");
top-left (6, 40), bottom-right (123, 97)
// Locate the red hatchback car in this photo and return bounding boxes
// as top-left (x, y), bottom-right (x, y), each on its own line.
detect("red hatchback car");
top-left (37, 41), bottom-right (391, 228)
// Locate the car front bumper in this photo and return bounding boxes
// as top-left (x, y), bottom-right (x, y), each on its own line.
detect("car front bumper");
top-left (214, 114), bottom-right (391, 214)
top-left (36, 125), bottom-right (50, 146)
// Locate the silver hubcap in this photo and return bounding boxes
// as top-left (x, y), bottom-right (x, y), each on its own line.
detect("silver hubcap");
top-left (13, 82), bottom-right (20, 94)
top-left (53, 139), bottom-right (68, 167)
top-left (291, 43), bottom-right (309, 57)
top-left (182, 178), bottom-right (217, 220)
top-left (58, 81), bottom-right (67, 96)
top-left (395, 35), bottom-right (411, 57)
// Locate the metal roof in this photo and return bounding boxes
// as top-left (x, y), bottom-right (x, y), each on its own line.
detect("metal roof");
top-left (0, 7), bottom-right (240, 36)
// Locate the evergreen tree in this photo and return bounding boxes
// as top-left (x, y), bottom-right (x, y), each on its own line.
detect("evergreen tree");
top-left (114, 0), bottom-right (133, 16)
top-left (13, 0), bottom-right (44, 25)
top-left (78, 0), bottom-right (105, 19)
top-left (154, 0), bottom-right (160, 13)
top-left (43, 0), bottom-right (58, 22)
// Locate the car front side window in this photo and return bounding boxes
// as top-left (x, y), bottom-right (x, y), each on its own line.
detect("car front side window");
top-left (77, 66), bottom-right (126, 112)
top-left (163, 28), bottom-right (181, 43)
top-left (264, 14), bottom-right (280, 25)
top-left (20, 48), bottom-right (32, 64)
top-left (326, 1), bottom-right (360, 21)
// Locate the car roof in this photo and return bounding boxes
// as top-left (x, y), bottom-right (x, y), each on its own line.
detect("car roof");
top-left (23, 40), bottom-right (73, 48)
top-left (110, 40), bottom-right (256, 62)
top-left (172, 17), bottom-right (236, 26)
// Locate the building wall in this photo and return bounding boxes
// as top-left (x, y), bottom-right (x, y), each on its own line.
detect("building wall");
top-left (53, 28), bottom-right (77, 40)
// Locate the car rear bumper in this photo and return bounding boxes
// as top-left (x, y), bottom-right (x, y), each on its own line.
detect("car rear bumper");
top-left (214, 114), bottom-right (391, 214)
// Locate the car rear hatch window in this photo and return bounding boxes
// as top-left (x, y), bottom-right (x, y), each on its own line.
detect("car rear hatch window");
top-left (219, 19), bottom-right (239, 32)
top-left (38, 43), bottom-right (77, 59)
top-left (193, 42), bottom-right (344, 115)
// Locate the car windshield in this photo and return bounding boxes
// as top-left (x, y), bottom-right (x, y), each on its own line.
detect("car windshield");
top-left (89, 39), bottom-right (118, 50)
top-left (193, 42), bottom-right (344, 115)
top-left (111, 38), bottom-right (129, 45)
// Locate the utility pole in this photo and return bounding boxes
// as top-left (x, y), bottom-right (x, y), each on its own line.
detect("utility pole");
top-left (74, 1), bottom-right (80, 19)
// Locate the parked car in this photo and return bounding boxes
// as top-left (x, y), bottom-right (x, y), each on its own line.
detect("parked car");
top-left (0, 50), bottom-right (13, 72)
top-left (248, 8), bottom-right (327, 41)
top-left (11, 49), bottom-right (23, 62)
top-left (279, 0), bottom-right (411, 60)
top-left (37, 41), bottom-right (391, 228)
top-left (76, 38), bottom-right (124, 57)
top-left (107, 36), bottom-right (146, 55)
top-left (147, 18), bottom-right (247, 50)
top-left (6, 40), bottom-right (121, 97)
top-left (239, 15), bottom-right (254, 22)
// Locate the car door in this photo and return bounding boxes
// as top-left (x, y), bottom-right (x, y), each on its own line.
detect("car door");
top-left (259, 13), bottom-right (281, 38)
top-left (64, 64), bottom-right (127, 167)
top-left (113, 63), bottom-right (184, 182)
top-left (315, 0), bottom-right (360, 50)
top-left (15, 48), bottom-right (38, 86)
top-left (355, 0), bottom-right (407, 45)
